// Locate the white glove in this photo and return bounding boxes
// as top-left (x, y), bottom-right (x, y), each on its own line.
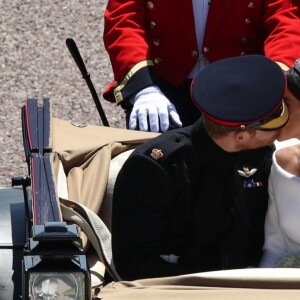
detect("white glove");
top-left (129, 86), bottom-right (182, 132)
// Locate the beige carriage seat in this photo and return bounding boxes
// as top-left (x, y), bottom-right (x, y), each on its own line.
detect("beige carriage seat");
top-left (55, 147), bottom-right (134, 232)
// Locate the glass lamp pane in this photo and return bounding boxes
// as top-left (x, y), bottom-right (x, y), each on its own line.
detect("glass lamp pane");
top-left (28, 272), bottom-right (85, 299)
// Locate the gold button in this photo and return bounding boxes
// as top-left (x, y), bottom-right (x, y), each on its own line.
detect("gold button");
top-left (203, 47), bottom-right (210, 53)
top-left (191, 50), bottom-right (198, 58)
top-left (241, 37), bottom-right (248, 44)
top-left (153, 38), bottom-right (160, 46)
top-left (154, 57), bottom-right (163, 65)
top-left (245, 18), bottom-right (251, 24)
top-left (248, 2), bottom-right (254, 8)
top-left (146, 1), bottom-right (154, 10)
top-left (149, 21), bottom-right (156, 29)
top-left (114, 81), bottom-right (118, 87)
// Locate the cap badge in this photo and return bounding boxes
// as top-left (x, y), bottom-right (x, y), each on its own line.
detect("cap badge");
top-left (238, 166), bottom-right (257, 178)
top-left (151, 148), bottom-right (164, 160)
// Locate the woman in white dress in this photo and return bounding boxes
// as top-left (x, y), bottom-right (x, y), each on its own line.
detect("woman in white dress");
top-left (260, 60), bottom-right (300, 267)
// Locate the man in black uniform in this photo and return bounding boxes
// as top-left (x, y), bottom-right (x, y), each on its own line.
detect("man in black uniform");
top-left (112, 55), bottom-right (289, 280)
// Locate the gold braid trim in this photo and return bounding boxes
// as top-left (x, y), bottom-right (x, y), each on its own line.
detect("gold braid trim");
top-left (114, 60), bottom-right (154, 104)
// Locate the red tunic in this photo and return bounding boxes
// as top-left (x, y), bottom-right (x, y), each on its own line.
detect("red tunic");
top-left (103, 0), bottom-right (300, 102)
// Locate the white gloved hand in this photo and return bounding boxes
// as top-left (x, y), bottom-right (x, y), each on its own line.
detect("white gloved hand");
top-left (129, 86), bottom-right (182, 132)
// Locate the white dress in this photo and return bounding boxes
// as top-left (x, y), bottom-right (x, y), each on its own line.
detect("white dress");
top-left (259, 138), bottom-right (300, 267)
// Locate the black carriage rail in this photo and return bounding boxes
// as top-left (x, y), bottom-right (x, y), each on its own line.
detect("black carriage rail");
top-left (21, 98), bottom-right (61, 225)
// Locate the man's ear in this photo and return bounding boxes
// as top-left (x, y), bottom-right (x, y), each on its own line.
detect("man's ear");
top-left (235, 131), bottom-right (245, 143)
top-left (234, 130), bottom-right (251, 145)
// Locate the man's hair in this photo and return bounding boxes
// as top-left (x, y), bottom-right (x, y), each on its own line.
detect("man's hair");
top-left (286, 68), bottom-right (300, 101)
top-left (202, 116), bottom-right (239, 139)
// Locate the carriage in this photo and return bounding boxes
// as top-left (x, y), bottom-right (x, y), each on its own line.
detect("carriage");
top-left (1, 40), bottom-right (300, 300)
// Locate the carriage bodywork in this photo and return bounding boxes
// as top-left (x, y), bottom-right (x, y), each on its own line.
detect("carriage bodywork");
top-left (1, 98), bottom-right (300, 299)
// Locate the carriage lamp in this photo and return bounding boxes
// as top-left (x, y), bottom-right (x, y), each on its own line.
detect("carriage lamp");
top-left (22, 221), bottom-right (91, 300)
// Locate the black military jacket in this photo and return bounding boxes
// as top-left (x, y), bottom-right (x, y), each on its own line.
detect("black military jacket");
top-left (112, 120), bottom-right (274, 280)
